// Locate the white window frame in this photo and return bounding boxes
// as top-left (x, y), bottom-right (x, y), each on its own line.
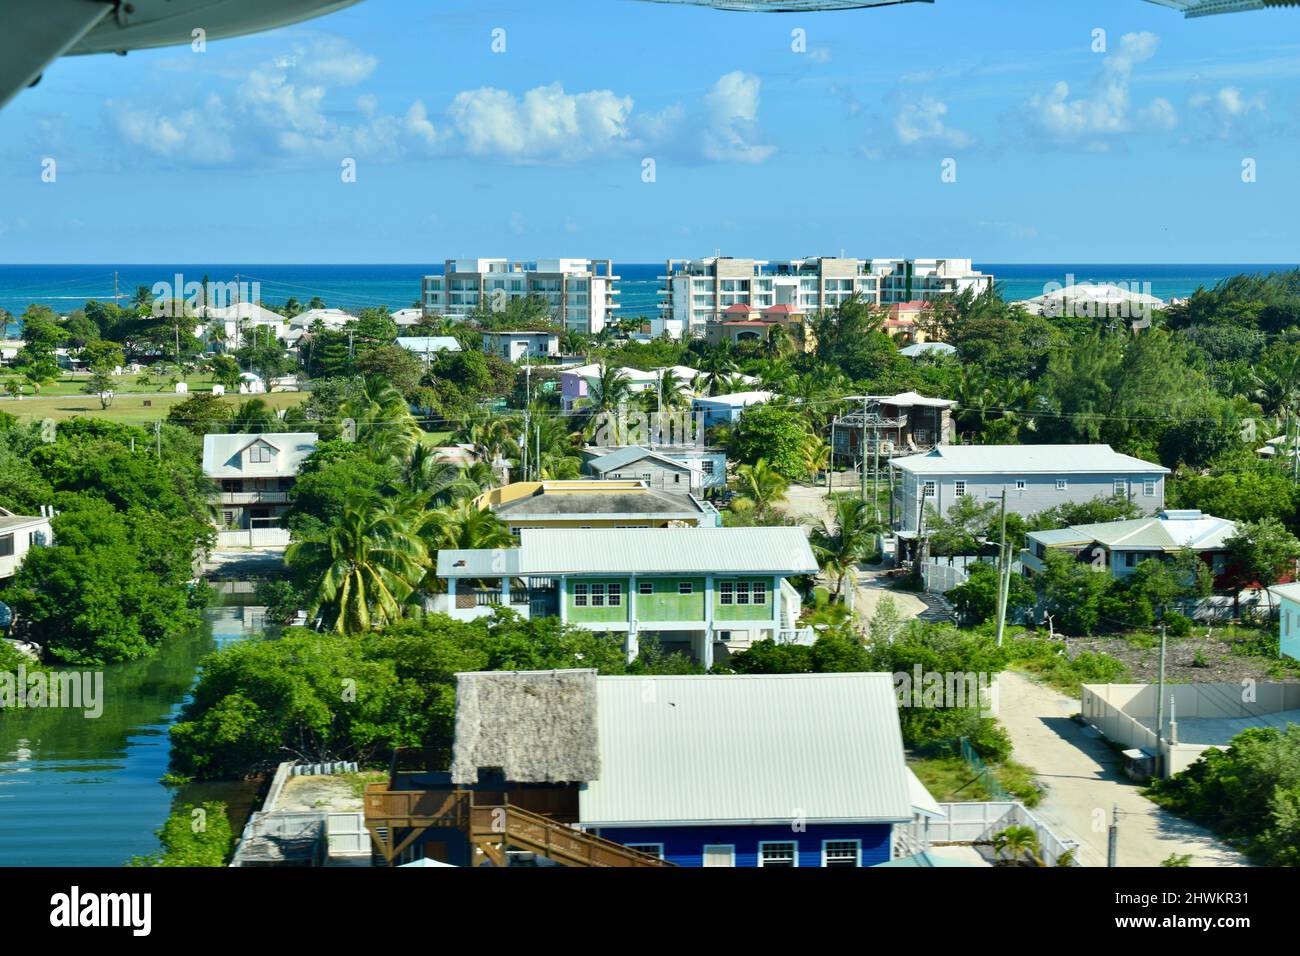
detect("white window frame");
top-left (752, 581), bottom-right (767, 604)
top-left (702, 844), bottom-right (735, 867)
top-left (821, 839), bottom-right (861, 868)
top-left (1143, 479), bottom-right (1156, 497)
top-left (758, 841), bottom-right (798, 868)
top-left (1015, 480), bottom-right (1026, 490)
top-left (720, 581), bottom-right (735, 605)
top-left (678, 581), bottom-right (694, 595)
top-left (625, 843), bottom-right (664, 860)
top-left (954, 481), bottom-right (966, 498)
top-left (922, 480), bottom-right (936, 498)
top-left (248, 442), bottom-right (273, 464)
top-left (608, 583), bottom-right (622, 607)
top-left (590, 583), bottom-right (607, 607)
top-left (574, 583), bottom-right (589, 607)
top-left (735, 581), bottom-right (751, 605)
top-left (1113, 479), bottom-right (1126, 496)
top-left (1055, 479), bottom-right (1068, 491)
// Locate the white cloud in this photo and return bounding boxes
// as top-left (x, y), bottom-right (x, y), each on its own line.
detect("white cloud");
top-left (448, 83), bottom-right (635, 162)
top-left (699, 71), bottom-right (775, 164)
top-left (1021, 31), bottom-right (1171, 146)
top-left (1187, 86), bottom-right (1267, 139)
top-left (109, 40), bottom-right (771, 169)
top-left (894, 96), bottom-right (973, 149)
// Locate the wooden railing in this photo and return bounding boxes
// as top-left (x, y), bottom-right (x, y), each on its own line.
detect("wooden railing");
top-left (469, 803), bottom-right (673, 868)
top-left (364, 783), bottom-right (671, 867)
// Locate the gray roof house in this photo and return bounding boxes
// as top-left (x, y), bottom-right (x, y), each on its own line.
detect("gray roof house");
top-left (202, 432), bottom-right (319, 537)
top-left (583, 443), bottom-right (728, 492)
top-left (890, 444), bottom-right (1169, 535)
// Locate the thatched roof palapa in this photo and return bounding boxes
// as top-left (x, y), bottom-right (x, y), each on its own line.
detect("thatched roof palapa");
top-left (450, 669), bottom-right (601, 785)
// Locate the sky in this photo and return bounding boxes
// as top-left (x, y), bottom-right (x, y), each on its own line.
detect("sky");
top-left (0, 0), bottom-right (1298, 263)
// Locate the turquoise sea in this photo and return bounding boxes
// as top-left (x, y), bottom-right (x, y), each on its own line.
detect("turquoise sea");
top-left (1, 262), bottom-right (1295, 335)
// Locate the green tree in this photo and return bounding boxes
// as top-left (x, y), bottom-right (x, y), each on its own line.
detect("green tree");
top-left (726, 403), bottom-right (813, 480)
top-left (811, 496), bottom-right (875, 602)
top-left (127, 802), bottom-right (234, 867)
top-left (729, 457), bottom-right (789, 519)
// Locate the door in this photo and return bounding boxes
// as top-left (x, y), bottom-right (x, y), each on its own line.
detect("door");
top-left (702, 844), bottom-right (735, 867)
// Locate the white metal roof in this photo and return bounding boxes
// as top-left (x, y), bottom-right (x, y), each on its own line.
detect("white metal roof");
top-left (201, 432), bottom-right (319, 480)
top-left (436, 526), bottom-right (818, 578)
top-left (579, 673), bottom-right (915, 826)
top-left (396, 336), bottom-right (461, 354)
top-left (1027, 509), bottom-right (1237, 552)
top-left (692, 390), bottom-right (775, 407)
top-left (891, 444), bottom-right (1168, 476)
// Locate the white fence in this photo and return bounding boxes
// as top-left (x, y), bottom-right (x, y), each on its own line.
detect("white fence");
top-left (326, 812), bottom-right (369, 857)
top-left (900, 801), bottom-right (1079, 866)
top-left (216, 528), bottom-right (291, 548)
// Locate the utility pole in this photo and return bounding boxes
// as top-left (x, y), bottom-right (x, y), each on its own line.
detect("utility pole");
top-left (859, 395), bottom-right (869, 505)
top-left (154, 421), bottom-right (161, 460)
top-left (828, 421), bottom-right (836, 493)
top-left (1107, 803), bottom-right (1119, 868)
top-left (1156, 623), bottom-right (1167, 772)
top-left (113, 270), bottom-right (119, 302)
top-left (994, 488), bottom-right (1009, 646)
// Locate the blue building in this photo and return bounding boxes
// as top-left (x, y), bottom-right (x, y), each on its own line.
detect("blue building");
top-left (692, 391), bottom-right (775, 428)
top-left (365, 669), bottom-right (938, 867)
top-left (580, 673), bottom-right (929, 866)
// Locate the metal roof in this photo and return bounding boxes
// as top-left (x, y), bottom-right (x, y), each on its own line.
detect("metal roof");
top-left (201, 432), bottom-right (319, 480)
top-left (891, 444), bottom-right (1169, 476)
top-left (692, 390), bottom-right (775, 407)
top-left (492, 487), bottom-right (704, 519)
top-left (579, 673), bottom-right (915, 827)
top-left (1027, 510), bottom-right (1237, 552)
top-left (396, 336), bottom-right (461, 354)
top-left (587, 446), bottom-right (693, 474)
top-left (436, 526), bottom-right (818, 578)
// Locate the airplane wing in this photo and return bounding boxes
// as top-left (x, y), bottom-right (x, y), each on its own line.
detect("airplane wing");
top-left (1144, 0), bottom-right (1294, 16)
top-left (636, 0), bottom-right (931, 9)
top-left (0, 0), bottom-right (114, 109)
top-left (0, 0), bottom-right (362, 111)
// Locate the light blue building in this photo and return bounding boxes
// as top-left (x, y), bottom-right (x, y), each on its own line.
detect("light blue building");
top-left (583, 443), bottom-right (729, 493)
top-left (891, 444), bottom-right (1170, 535)
top-left (692, 391), bottom-right (775, 428)
top-left (1268, 583), bottom-right (1300, 662)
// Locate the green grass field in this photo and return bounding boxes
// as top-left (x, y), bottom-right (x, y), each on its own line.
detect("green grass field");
top-left (0, 374), bottom-right (308, 425)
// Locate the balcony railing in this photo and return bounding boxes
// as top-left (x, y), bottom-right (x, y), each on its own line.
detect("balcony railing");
top-left (218, 491), bottom-right (290, 504)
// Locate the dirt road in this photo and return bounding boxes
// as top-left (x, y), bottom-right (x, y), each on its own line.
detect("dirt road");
top-left (997, 671), bottom-right (1248, 868)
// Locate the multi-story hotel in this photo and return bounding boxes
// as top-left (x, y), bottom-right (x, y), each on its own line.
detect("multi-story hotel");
top-left (421, 258), bottom-right (619, 334)
top-left (656, 256), bottom-right (993, 339)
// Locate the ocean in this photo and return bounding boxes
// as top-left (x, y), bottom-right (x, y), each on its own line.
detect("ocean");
top-left (1, 263), bottom-right (1294, 336)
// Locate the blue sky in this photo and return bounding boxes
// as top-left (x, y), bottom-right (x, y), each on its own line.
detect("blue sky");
top-left (1, 0), bottom-right (1298, 263)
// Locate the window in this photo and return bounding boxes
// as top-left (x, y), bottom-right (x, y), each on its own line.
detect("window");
top-left (922, 480), bottom-right (936, 498)
top-left (1143, 479), bottom-right (1156, 497)
top-left (954, 481), bottom-right (966, 497)
top-left (752, 582), bottom-right (767, 605)
top-left (1114, 479), bottom-right (1127, 496)
top-left (720, 581), bottom-right (734, 605)
top-left (574, 584), bottom-right (589, 607)
top-left (1016, 480), bottom-right (1026, 490)
top-left (1125, 552), bottom-right (1136, 568)
top-left (0, 533), bottom-right (12, 557)
top-left (702, 844), bottom-right (735, 867)
top-left (625, 844), bottom-right (663, 860)
top-left (248, 442), bottom-right (273, 464)
top-left (678, 581), bottom-right (694, 595)
top-left (590, 583), bottom-right (606, 607)
top-left (701, 460), bottom-right (716, 475)
top-left (608, 583), bottom-right (622, 607)
top-left (639, 581), bottom-right (654, 595)
top-left (759, 841), bottom-right (797, 868)
top-left (822, 840), bottom-right (861, 868)
top-left (736, 582), bottom-right (752, 605)
top-left (1056, 479), bottom-right (1068, 491)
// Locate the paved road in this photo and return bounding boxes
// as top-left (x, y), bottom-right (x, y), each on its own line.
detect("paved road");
top-left (997, 671), bottom-right (1248, 868)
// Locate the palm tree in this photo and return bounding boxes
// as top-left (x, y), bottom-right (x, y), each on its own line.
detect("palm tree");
top-left (991, 825), bottom-right (1043, 866)
top-left (343, 375), bottom-right (423, 461)
top-left (455, 412), bottom-right (520, 468)
top-left (398, 444), bottom-right (477, 506)
top-left (730, 458), bottom-right (789, 518)
top-left (287, 500), bottom-right (429, 634)
top-left (229, 398), bottom-right (277, 433)
top-left (811, 497), bottom-right (875, 603)
top-left (586, 364), bottom-right (632, 417)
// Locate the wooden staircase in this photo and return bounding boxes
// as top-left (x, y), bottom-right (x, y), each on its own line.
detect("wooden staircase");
top-left (365, 784), bottom-right (672, 868)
